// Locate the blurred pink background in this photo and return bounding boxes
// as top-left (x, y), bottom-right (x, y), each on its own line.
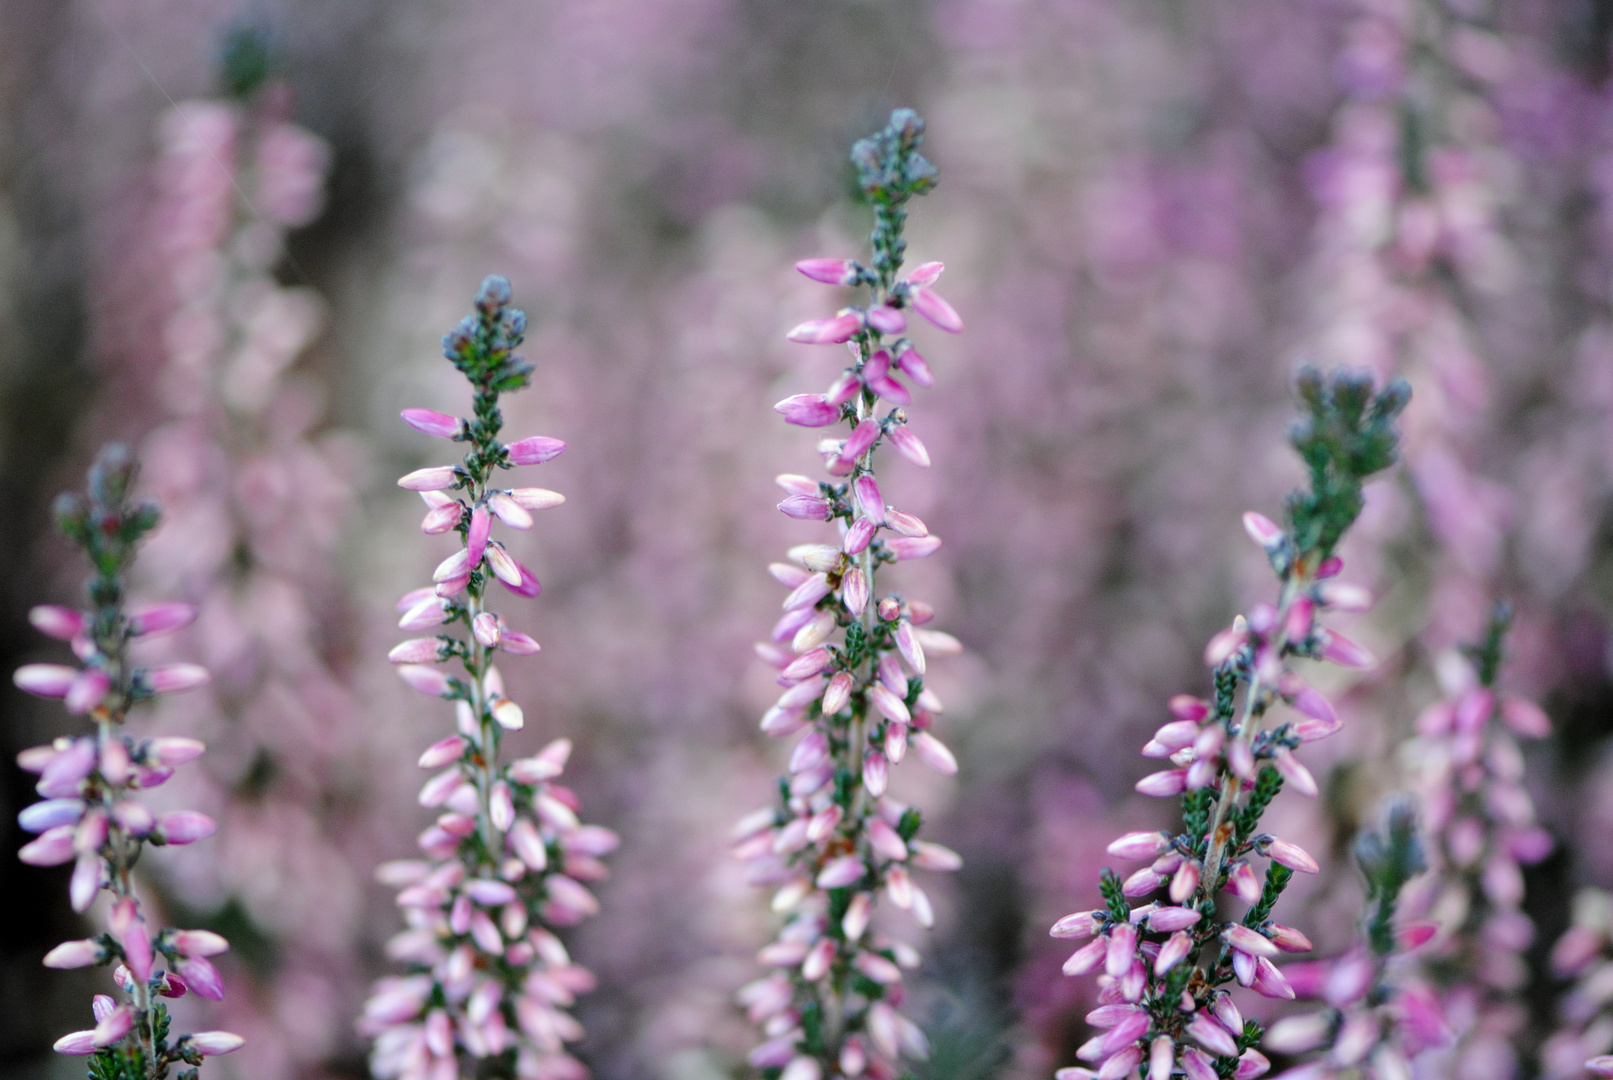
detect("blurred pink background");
top-left (2, 0), bottom-right (1613, 1077)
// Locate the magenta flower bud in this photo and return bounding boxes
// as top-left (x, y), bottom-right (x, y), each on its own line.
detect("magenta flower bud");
top-left (1097, 1046), bottom-right (1141, 1080)
top-left (53, 1030), bottom-right (97, 1056)
top-left (894, 343), bottom-right (935, 388)
top-left (1169, 859), bottom-right (1200, 903)
top-left (43, 938), bottom-right (102, 968)
top-left (38, 739), bottom-right (97, 797)
top-left (420, 492), bottom-right (463, 534)
top-left (778, 494), bottom-right (831, 521)
top-left (14, 663), bottom-right (77, 698)
top-left (159, 811), bottom-right (217, 845)
top-left (171, 929), bottom-right (229, 956)
top-left (185, 1031), bottom-right (245, 1056)
top-left (796, 258), bottom-right (857, 284)
top-left (868, 817), bottom-right (909, 861)
top-left (389, 638), bottom-right (446, 664)
top-left (398, 664), bottom-right (452, 696)
top-left (19, 825), bottom-right (76, 866)
top-left (126, 601), bottom-right (198, 638)
top-left (844, 517), bottom-right (877, 555)
top-left (1181, 1048), bottom-right (1219, 1080)
top-left (465, 504), bottom-right (492, 568)
top-left (1052, 910), bottom-right (1101, 940)
top-left (1106, 923), bottom-right (1138, 977)
top-left (109, 898), bottom-right (151, 983)
top-left (1265, 836), bottom-right (1319, 873)
top-left (506, 436), bottom-right (566, 465)
top-left (1233, 1049), bottom-right (1269, 1079)
top-left (841, 418), bottom-right (882, 462)
top-left (501, 631), bottom-right (541, 655)
top-left (398, 465), bottom-right (460, 491)
top-left (1250, 956), bottom-right (1294, 1000)
top-left (853, 476), bottom-right (886, 524)
top-left (866, 367), bottom-right (910, 405)
top-left (142, 663), bottom-right (210, 694)
top-left (1135, 768), bottom-right (1188, 797)
top-left (1242, 511), bottom-right (1284, 550)
top-left (92, 1004), bottom-right (134, 1048)
top-left (890, 536), bottom-right (942, 560)
top-left (907, 261), bottom-right (944, 287)
top-left (781, 647), bottom-right (831, 682)
top-left (1098, 1010), bottom-right (1150, 1054)
top-left (823, 373), bottom-right (859, 408)
top-left (29, 605), bottom-right (87, 640)
top-left (909, 285), bottom-right (962, 332)
top-left (774, 394), bottom-right (841, 428)
top-left (787, 311), bottom-right (862, 344)
top-left (1269, 923), bottom-right (1313, 952)
top-left (869, 684), bottom-right (910, 724)
top-left (863, 751), bottom-right (889, 796)
top-left (1063, 937), bottom-right (1108, 976)
top-left (1155, 930), bottom-right (1193, 975)
top-left (402, 408), bottom-right (463, 439)
top-left (1273, 749), bottom-right (1318, 797)
top-left (1122, 868), bottom-right (1162, 896)
top-left (177, 954), bottom-right (226, 1000)
top-left (816, 854), bottom-right (865, 889)
top-left (1212, 993), bottom-right (1243, 1037)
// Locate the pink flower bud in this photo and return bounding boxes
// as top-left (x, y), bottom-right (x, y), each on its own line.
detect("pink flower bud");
top-left (1149, 1036), bottom-right (1175, 1080)
top-left (186, 1031), bottom-right (245, 1056)
top-left (491, 697), bottom-right (524, 731)
top-left (842, 569), bottom-right (869, 617)
top-left (796, 258), bottom-right (856, 284)
top-left (868, 817), bottom-right (909, 862)
top-left (1109, 831), bottom-right (1169, 860)
top-left (466, 504), bottom-right (492, 568)
top-left (1273, 750), bottom-right (1318, 797)
top-left (29, 605), bottom-right (86, 640)
top-left (781, 647), bottom-right (832, 682)
top-left (1062, 937), bottom-right (1108, 976)
top-left (172, 929), bottom-right (230, 957)
top-left (19, 825), bottom-right (76, 866)
top-left (863, 751), bottom-right (889, 796)
top-left (1135, 769), bottom-right (1188, 797)
top-left (1155, 931), bottom-right (1193, 975)
top-left (1105, 923), bottom-right (1138, 978)
top-left (778, 495), bottom-right (831, 520)
top-left (397, 664), bottom-right (452, 697)
top-left (888, 424), bottom-right (930, 467)
top-left (775, 394), bottom-right (842, 427)
top-left (44, 938), bottom-right (102, 969)
top-left (473, 612), bottom-right (501, 648)
top-left (870, 684), bottom-right (911, 724)
top-left (1500, 696), bottom-right (1549, 738)
top-left (110, 899), bottom-right (152, 983)
top-left (159, 811), bottom-right (216, 845)
top-left (1052, 910), bottom-right (1102, 940)
top-left (420, 492), bottom-right (463, 534)
top-left (787, 312), bottom-right (862, 344)
top-left (1269, 923), bottom-right (1313, 952)
top-left (1150, 906), bottom-right (1201, 933)
top-left (127, 601), bottom-right (198, 638)
top-left (895, 343), bottom-right (935, 389)
top-left (844, 517), bottom-right (877, 555)
top-left (418, 736), bottom-right (467, 769)
top-left (1319, 630), bottom-right (1374, 668)
top-left (1265, 836), bottom-right (1319, 873)
top-left (1251, 956), bottom-right (1294, 1000)
top-left (889, 536), bottom-right (941, 561)
top-left (389, 638), bottom-right (445, 664)
top-left (402, 408), bottom-right (463, 439)
top-left (501, 631), bottom-right (541, 655)
top-left (508, 487), bottom-right (565, 511)
top-left (92, 1004), bottom-right (134, 1047)
top-left (54, 1029), bottom-right (98, 1055)
top-left (816, 855), bottom-right (865, 888)
top-left (1225, 924), bottom-right (1279, 958)
top-left (506, 436), bottom-right (566, 465)
top-left (177, 955), bottom-right (225, 1000)
top-left (909, 286), bottom-right (962, 332)
top-left (866, 304), bottom-right (905, 334)
top-left (142, 663), bottom-right (210, 694)
top-left (14, 664), bottom-right (77, 698)
top-left (20, 798), bottom-right (86, 833)
top-left (1188, 1012), bottom-right (1239, 1057)
top-left (842, 418), bottom-right (882, 462)
top-left (398, 466), bottom-right (459, 491)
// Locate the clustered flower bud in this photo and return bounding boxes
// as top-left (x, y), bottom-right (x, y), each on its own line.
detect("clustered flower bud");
top-left (1048, 372), bottom-right (1409, 1080)
top-left (362, 277), bottom-right (615, 1080)
top-left (736, 109), bottom-right (964, 1080)
top-left (1547, 890), bottom-right (1613, 1078)
top-left (14, 444), bottom-right (241, 1076)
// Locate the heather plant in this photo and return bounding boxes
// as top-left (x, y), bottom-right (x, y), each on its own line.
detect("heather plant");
top-left (1048, 369), bottom-right (1409, 1080)
top-left (1396, 607), bottom-right (1553, 1079)
top-left (1546, 888), bottom-right (1613, 1077)
top-left (732, 108), bottom-right (967, 1080)
top-left (12, 444), bottom-right (241, 1077)
top-left (1262, 801), bottom-right (1445, 1078)
top-left (362, 276), bottom-right (616, 1080)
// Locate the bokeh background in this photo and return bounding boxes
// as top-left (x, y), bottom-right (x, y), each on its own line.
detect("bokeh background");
top-left (3, 0), bottom-right (1613, 1077)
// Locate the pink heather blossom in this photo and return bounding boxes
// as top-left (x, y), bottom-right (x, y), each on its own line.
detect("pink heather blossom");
top-left (402, 407), bottom-right (464, 439)
top-left (505, 435), bottom-right (566, 464)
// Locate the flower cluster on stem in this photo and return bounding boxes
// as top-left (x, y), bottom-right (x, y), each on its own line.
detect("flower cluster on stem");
top-left (1048, 370), bottom-right (1409, 1080)
top-left (1263, 801), bottom-right (1445, 1079)
top-left (733, 109), bottom-right (966, 1080)
top-left (13, 444), bottom-right (240, 1078)
top-left (1397, 606), bottom-right (1553, 1079)
top-left (1546, 888), bottom-right (1613, 1078)
top-left (362, 277), bottom-right (616, 1080)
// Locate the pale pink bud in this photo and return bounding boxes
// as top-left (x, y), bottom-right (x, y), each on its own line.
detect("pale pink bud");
top-left (844, 517), bottom-right (877, 555)
top-left (1155, 930), bottom-right (1193, 976)
top-left (1265, 836), bottom-right (1319, 873)
top-left (158, 811), bottom-right (216, 845)
top-left (775, 394), bottom-right (841, 427)
top-left (779, 494), bottom-right (830, 521)
top-left (92, 1004), bottom-right (134, 1047)
top-left (1226, 739), bottom-right (1255, 780)
top-left (887, 509), bottom-right (927, 537)
top-left (816, 855), bottom-right (865, 889)
top-left (506, 487), bottom-right (564, 512)
top-left (509, 818), bottom-right (548, 871)
top-left (1500, 696), bottom-right (1549, 738)
top-left (781, 647), bottom-right (832, 682)
top-left (801, 936), bottom-right (834, 982)
top-left (29, 605), bottom-right (86, 640)
top-left (890, 536), bottom-right (941, 560)
top-left (488, 782), bottom-right (515, 832)
top-left (473, 612), bottom-right (502, 649)
top-left (869, 684), bottom-right (910, 723)
top-left (1283, 596), bottom-right (1314, 644)
top-left (1269, 924), bottom-right (1312, 952)
top-left (1097, 1046), bottom-right (1141, 1080)
top-left (1136, 769), bottom-right (1188, 797)
top-left (1320, 630), bottom-right (1374, 668)
top-left (14, 664), bottom-right (77, 698)
top-left (420, 492), bottom-right (463, 534)
top-left (842, 569), bottom-right (870, 617)
top-left (1263, 1012), bottom-right (1331, 1055)
top-left (1205, 624), bottom-right (1249, 666)
top-left (491, 697), bottom-right (524, 731)
top-left (19, 825), bottom-right (76, 866)
top-left (867, 817), bottom-right (909, 862)
top-left (1242, 511), bottom-right (1284, 549)
top-left (790, 729), bottom-right (830, 774)
top-left (888, 425), bottom-right (931, 468)
top-left (53, 1029), bottom-right (97, 1055)
top-left (909, 286), bottom-right (962, 332)
top-left (822, 673), bottom-right (853, 717)
top-left (797, 258), bottom-right (857, 284)
top-left (863, 751), bottom-right (889, 795)
top-left (853, 476), bottom-right (886, 524)
top-left (1225, 924), bottom-right (1279, 958)
top-left (398, 466), bottom-right (459, 491)
top-left (45, 938), bottom-right (103, 972)
top-left (867, 304), bottom-right (906, 334)
top-left (110, 899), bottom-right (151, 983)
top-left (177, 954), bottom-right (225, 1000)
top-left (398, 664), bottom-right (452, 696)
top-left (506, 436), bottom-right (565, 465)
top-left (501, 631), bottom-right (541, 654)
top-left (1273, 750), bottom-right (1318, 797)
top-left (172, 929), bottom-right (229, 957)
top-left (1187, 1012), bottom-right (1239, 1058)
top-left (1251, 957), bottom-right (1294, 1000)
top-left (1148, 1036), bottom-right (1174, 1080)
top-left (56, 668), bottom-right (101, 720)
top-left (186, 1031), bottom-right (245, 1056)
top-left (1097, 1010), bottom-right (1150, 1054)
top-left (789, 311), bottom-right (863, 344)
top-left (1106, 923), bottom-right (1138, 978)
top-left (911, 731), bottom-right (958, 776)
top-left (1109, 832), bottom-right (1170, 860)
top-left (841, 418), bottom-right (882, 463)
top-left (389, 638), bottom-right (445, 664)
top-left (895, 343), bottom-right (935, 388)
top-left (402, 408), bottom-right (463, 439)
top-left (837, 893), bottom-right (872, 943)
top-left (1170, 860), bottom-right (1200, 904)
top-left (1150, 906), bottom-right (1201, 932)
top-left (143, 663), bottom-right (210, 694)
top-left (466, 504), bottom-right (492, 568)
top-left (1063, 937), bottom-right (1108, 976)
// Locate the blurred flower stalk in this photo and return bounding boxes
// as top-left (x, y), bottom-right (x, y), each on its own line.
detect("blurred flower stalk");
top-left (1049, 370), bottom-right (1410, 1080)
top-left (364, 276), bottom-right (616, 1080)
top-left (734, 108), bottom-right (967, 1080)
top-left (13, 445), bottom-right (241, 1077)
